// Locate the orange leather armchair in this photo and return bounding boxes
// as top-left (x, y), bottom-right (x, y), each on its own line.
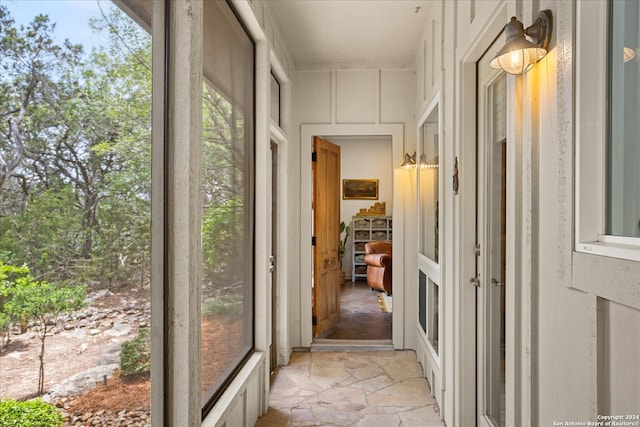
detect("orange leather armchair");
top-left (364, 241), bottom-right (392, 295)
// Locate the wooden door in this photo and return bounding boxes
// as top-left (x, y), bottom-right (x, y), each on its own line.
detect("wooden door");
top-left (312, 136), bottom-right (341, 337)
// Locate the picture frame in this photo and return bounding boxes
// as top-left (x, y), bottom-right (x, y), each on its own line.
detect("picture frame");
top-left (342, 179), bottom-right (379, 200)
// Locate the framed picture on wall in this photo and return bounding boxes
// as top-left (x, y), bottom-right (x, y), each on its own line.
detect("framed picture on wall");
top-left (342, 179), bottom-right (379, 200)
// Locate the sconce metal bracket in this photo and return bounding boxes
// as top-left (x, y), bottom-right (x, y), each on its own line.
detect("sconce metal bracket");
top-left (526, 10), bottom-right (553, 50)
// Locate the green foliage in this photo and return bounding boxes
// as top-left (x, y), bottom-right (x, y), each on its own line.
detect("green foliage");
top-left (120, 327), bottom-right (151, 376)
top-left (202, 293), bottom-right (243, 320)
top-left (338, 221), bottom-right (351, 268)
top-left (201, 197), bottom-right (244, 285)
top-left (0, 260), bottom-right (86, 394)
top-left (0, 398), bottom-right (64, 427)
top-left (0, 187), bottom-right (83, 279)
top-left (0, 5), bottom-right (152, 286)
top-left (0, 260), bottom-right (32, 343)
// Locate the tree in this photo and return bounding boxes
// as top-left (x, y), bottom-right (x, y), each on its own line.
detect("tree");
top-left (0, 260), bottom-right (31, 345)
top-left (0, 5), bottom-right (152, 285)
top-left (3, 263), bottom-right (86, 395)
top-left (0, 5), bottom-right (82, 190)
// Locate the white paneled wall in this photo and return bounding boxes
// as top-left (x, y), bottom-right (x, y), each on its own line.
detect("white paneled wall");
top-left (336, 70), bottom-right (378, 123)
top-left (295, 68), bottom-right (413, 128)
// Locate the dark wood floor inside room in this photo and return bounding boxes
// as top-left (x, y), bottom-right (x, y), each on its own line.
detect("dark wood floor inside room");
top-left (318, 280), bottom-right (392, 340)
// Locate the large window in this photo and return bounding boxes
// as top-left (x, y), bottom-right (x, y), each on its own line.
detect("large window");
top-left (608, 0), bottom-right (640, 239)
top-left (576, 1), bottom-right (640, 261)
top-left (200, 0), bottom-right (255, 413)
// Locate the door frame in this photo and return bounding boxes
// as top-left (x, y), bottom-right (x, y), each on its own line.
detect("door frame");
top-left (269, 123), bottom-right (289, 368)
top-left (300, 124), bottom-right (405, 349)
top-left (476, 52), bottom-right (507, 427)
top-left (454, 2), bottom-right (529, 426)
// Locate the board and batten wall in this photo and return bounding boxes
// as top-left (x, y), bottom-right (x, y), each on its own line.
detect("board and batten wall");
top-left (417, 0), bottom-right (640, 426)
top-left (290, 67), bottom-right (416, 350)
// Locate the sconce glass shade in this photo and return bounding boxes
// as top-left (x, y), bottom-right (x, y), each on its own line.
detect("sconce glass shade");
top-left (624, 47), bottom-right (636, 63)
top-left (419, 153), bottom-right (439, 169)
top-left (490, 11), bottom-right (552, 75)
top-left (401, 152), bottom-right (416, 169)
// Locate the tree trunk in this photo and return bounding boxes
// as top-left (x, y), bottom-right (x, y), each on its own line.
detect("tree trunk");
top-left (37, 321), bottom-right (47, 396)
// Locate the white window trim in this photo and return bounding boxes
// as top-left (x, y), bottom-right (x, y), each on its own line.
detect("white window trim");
top-left (575, 0), bottom-right (640, 263)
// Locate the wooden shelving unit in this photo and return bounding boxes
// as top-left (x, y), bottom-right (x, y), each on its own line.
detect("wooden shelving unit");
top-left (351, 215), bottom-right (392, 281)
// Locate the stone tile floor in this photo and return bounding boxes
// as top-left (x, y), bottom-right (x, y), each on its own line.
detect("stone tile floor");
top-left (319, 281), bottom-right (391, 340)
top-left (255, 350), bottom-right (444, 427)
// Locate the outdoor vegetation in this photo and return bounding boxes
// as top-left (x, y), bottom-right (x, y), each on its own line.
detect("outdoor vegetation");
top-left (1, 1), bottom-right (250, 420)
top-left (0, 3), bottom-right (151, 402)
top-left (0, 4), bottom-right (152, 286)
top-left (0, 397), bottom-right (64, 427)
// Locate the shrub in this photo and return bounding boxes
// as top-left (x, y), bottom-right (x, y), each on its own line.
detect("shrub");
top-left (0, 398), bottom-right (64, 427)
top-left (120, 327), bottom-right (151, 376)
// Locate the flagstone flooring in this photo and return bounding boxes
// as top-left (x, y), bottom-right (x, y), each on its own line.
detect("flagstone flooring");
top-left (255, 350), bottom-right (444, 427)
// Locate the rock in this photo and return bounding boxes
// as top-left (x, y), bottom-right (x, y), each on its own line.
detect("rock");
top-left (98, 344), bottom-right (121, 366)
top-left (104, 323), bottom-right (131, 337)
top-left (64, 328), bottom-right (87, 339)
top-left (90, 328), bottom-right (101, 335)
top-left (86, 289), bottom-right (114, 302)
top-left (6, 351), bottom-right (23, 360)
top-left (45, 363), bottom-right (119, 400)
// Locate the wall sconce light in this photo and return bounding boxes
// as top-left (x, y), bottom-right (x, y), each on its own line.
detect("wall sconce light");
top-left (419, 153), bottom-right (439, 169)
top-left (490, 10), bottom-right (553, 75)
top-left (401, 152), bottom-right (416, 169)
top-left (624, 47), bottom-right (637, 63)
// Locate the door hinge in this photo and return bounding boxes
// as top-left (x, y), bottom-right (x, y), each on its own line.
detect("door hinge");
top-left (312, 152), bottom-right (317, 162)
top-left (473, 244), bottom-right (481, 256)
top-left (312, 236), bottom-right (316, 246)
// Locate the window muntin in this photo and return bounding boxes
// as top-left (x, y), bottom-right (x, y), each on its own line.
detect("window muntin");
top-left (607, 0), bottom-right (640, 239)
top-left (200, 0), bottom-right (254, 413)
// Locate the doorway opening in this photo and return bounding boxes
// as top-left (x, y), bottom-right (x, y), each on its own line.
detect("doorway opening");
top-left (311, 135), bottom-right (393, 348)
top-left (300, 124), bottom-right (404, 349)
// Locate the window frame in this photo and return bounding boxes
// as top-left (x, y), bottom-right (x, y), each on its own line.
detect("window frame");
top-left (575, 0), bottom-right (640, 262)
top-left (199, 0), bottom-right (257, 416)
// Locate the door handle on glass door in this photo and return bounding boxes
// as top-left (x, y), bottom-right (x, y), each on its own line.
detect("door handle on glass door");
top-left (490, 278), bottom-right (504, 287)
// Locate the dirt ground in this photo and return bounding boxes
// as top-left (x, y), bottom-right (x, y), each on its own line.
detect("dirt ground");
top-left (0, 284), bottom-right (248, 419)
top-left (0, 286), bottom-right (146, 401)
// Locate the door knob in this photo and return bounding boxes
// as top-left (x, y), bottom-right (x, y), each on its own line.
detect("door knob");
top-left (469, 277), bottom-right (480, 287)
top-left (490, 278), bottom-right (504, 287)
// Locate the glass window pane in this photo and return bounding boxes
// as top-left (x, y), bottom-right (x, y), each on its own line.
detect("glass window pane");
top-left (608, 0), bottom-right (640, 238)
top-left (271, 73), bottom-right (281, 125)
top-left (427, 279), bottom-right (439, 355)
top-left (418, 106), bottom-right (440, 262)
top-left (0, 0), bottom-right (153, 414)
top-left (201, 0), bottom-right (254, 411)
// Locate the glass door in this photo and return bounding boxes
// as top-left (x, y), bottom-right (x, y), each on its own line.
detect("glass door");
top-left (476, 37), bottom-right (507, 427)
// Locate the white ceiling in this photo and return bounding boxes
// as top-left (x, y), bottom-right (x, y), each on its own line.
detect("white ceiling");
top-left (265, 0), bottom-right (429, 67)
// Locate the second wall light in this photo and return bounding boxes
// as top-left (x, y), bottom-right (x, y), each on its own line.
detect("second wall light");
top-left (490, 10), bottom-right (553, 75)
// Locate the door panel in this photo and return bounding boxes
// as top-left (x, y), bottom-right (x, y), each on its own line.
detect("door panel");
top-left (312, 136), bottom-right (341, 337)
top-left (477, 38), bottom-right (507, 427)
